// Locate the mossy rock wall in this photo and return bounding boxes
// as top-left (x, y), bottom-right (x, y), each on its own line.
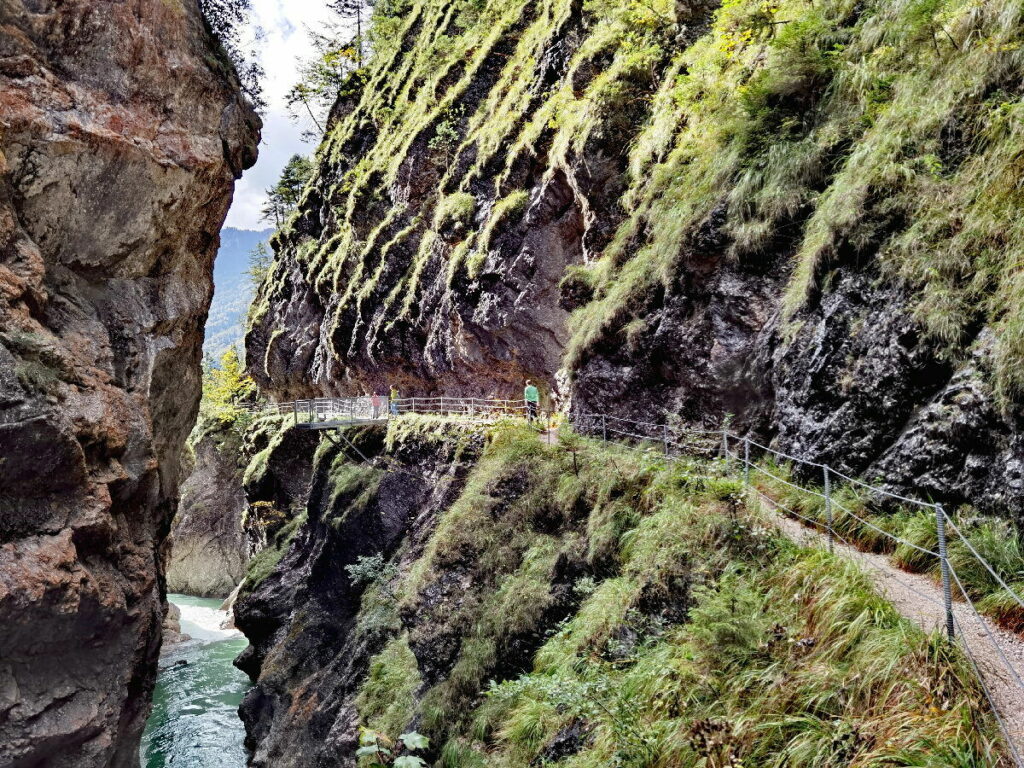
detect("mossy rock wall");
top-left (250, 0), bottom-right (1024, 519)
top-left (232, 419), bottom-right (1010, 767)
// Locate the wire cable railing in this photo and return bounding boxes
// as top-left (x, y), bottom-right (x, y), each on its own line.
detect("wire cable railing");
top-left (573, 412), bottom-right (1021, 639)
top-left (245, 395), bottom-right (532, 425)
top-left (570, 409), bottom-right (1024, 766)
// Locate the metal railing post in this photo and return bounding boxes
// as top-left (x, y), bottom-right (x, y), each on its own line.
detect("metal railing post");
top-left (936, 505), bottom-right (955, 641)
top-left (662, 424), bottom-right (670, 457)
top-left (721, 430), bottom-right (729, 468)
top-left (293, 400), bottom-right (297, 426)
top-left (823, 466), bottom-right (833, 554)
top-left (743, 437), bottom-right (750, 487)
top-left (601, 414), bottom-right (607, 442)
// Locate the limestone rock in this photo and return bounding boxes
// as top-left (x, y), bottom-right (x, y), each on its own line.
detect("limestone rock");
top-left (234, 427), bottom-right (482, 767)
top-left (167, 422), bottom-right (249, 598)
top-left (162, 602), bottom-right (191, 648)
top-left (0, 1), bottom-right (259, 765)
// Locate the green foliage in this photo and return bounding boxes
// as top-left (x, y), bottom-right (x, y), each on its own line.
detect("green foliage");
top-left (368, 0), bottom-right (416, 60)
top-left (433, 191), bottom-right (476, 232)
top-left (357, 636), bottom-right (422, 742)
top-left (239, 511), bottom-right (307, 596)
top-left (287, 18), bottom-right (366, 139)
top-left (241, 418), bottom-right (280, 488)
top-left (343, 421), bottom-right (1007, 766)
top-left (262, 154), bottom-right (315, 227)
top-left (559, 264), bottom-right (598, 311)
top-left (247, 241), bottom-right (273, 292)
top-left (14, 360), bottom-right (60, 395)
top-left (198, 0), bottom-right (265, 108)
top-left (427, 105), bottom-right (465, 160)
top-left (347, 553), bottom-right (399, 589)
top-left (200, 347), bottom-right (255, 426)
top-left (356, 726), bottom-right (429, 767)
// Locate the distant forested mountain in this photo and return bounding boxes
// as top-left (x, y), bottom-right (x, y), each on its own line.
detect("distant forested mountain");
top-left (205, 227), bottom-right (272, 363)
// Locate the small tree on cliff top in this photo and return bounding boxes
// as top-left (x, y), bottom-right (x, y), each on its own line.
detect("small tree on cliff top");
top-left (261, 154), bottom-right (315, 226)
top-left (247, 241), bottom-right (273, 291)
top-left (287, 33), bottom-right (361, 138)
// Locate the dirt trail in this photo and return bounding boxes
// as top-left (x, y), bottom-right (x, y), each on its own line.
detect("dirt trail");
top-left (748, 491), bottom-right (1024, 762)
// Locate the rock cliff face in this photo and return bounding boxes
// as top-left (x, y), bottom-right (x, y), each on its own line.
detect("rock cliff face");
top-left (250, 0), bottom-right (1024, 521)
top-left (167, 422), bottom-right (249, 598)
top-left (0, 1), bottom-right (259, 765)
top-left (235, 422), bottom-right (481, 767)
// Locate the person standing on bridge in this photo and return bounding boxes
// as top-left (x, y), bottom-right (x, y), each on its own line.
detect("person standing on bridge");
top-left (390, 386), bottom-right (400, 416)
top-left (371, 391), bottom-right (383, 419)
top-left (524, 379), bottom-right (540, 424)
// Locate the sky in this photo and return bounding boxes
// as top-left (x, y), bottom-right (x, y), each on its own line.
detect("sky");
top-left (225, 0), bottom-right (339, 231)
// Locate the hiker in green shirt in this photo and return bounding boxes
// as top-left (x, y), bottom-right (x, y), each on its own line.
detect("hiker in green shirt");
top-left (390, 386), bottom-right (400, 416)
top-left (524, 380), bottom-right (540, 423)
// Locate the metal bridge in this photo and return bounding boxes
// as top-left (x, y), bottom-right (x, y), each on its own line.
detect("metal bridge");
top-left (248, 395), bottom-right (533, 430)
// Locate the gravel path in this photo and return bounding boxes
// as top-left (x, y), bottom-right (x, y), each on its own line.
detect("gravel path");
top-left (749, 490), bottom-right (1024, 763)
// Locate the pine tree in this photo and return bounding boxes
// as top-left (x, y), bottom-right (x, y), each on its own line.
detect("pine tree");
top-left (328, 0), bottom-right (374, 66)
top-left (247, 242), bottom-right (273, 290)
top-left (261, 155), bottom-right (314, 226)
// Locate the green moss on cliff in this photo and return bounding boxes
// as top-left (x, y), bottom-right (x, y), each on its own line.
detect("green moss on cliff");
top-left (250, 0), bottom-right (1024, 409)
top-left (558, 0), bottom-right (1024, 404)
top-left (240, 511), bottom-right (307, 596)
top-left (241, 416), bottom-right (291, 490)
top-left (357, 635), bottom-right (422, 740)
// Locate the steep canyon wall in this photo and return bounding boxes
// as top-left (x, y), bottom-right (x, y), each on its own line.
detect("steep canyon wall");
top-left (0, 1), bottom-right (258, 765)
top-left (250, 0), bottom-right (1024, 520)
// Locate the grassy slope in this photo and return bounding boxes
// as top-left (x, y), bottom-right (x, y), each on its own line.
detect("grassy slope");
top-left (346, 421), bottom-right (1008, 767)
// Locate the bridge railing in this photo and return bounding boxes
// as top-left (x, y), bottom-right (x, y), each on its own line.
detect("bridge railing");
top-left (243, 396), bottom-right (531, 424)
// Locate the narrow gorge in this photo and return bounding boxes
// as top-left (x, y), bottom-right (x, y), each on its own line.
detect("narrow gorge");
top-left (5, 0), bottom-right (1024, 766)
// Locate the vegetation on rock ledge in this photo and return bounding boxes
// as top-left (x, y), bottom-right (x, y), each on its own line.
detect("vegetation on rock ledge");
top-left (336, 422), bottom-right (1008, 767)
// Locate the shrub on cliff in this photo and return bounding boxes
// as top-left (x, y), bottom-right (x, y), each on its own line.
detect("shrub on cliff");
top-left (198, 347), bottom-right (256, 439)
top-left (198, 0), bottom-right (264, 108)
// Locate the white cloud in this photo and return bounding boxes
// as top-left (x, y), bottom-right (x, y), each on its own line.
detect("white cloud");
top-left (225, 0), bottom-right (340, 230)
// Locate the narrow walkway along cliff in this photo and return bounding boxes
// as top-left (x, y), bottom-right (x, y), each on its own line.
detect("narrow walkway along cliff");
top-left (0, 1), bottom-right (259, 765)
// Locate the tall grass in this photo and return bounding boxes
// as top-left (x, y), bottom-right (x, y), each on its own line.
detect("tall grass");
top-left (750, 459), bottom-right (1024, 633)
top-left (342, 422), bottom-right (1009, 766)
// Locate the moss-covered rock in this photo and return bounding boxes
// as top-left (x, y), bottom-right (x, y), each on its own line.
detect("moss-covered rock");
top-left (250, 0), bottom-right (1024, 519)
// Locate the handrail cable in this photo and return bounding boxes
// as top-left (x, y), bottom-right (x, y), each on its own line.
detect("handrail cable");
top-left (942, 512), bottom-right (1024, 612)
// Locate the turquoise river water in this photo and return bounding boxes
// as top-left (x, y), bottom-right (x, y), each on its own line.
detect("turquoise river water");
top-left (140, 594), bottom-right (250, 767)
